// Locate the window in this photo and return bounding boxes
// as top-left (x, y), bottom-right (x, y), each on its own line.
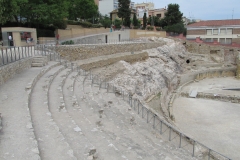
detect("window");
top-left (156, 14), bottom-right (161, 18)
top-left (206, 29), bottom-right (212, 35)
top-left (227, 28), bottom-right (232, 35)
top-left (226, 38), bottom-right (232, 44)
top-left (213, 29), bottom-right (218, 35)
top-left (220, 28), bottom-right (226, 35)
top-left (20, 32), bottom-right (31, 41)
top-left (219, 38), bottom-right (225, 44)
top-left (205, 38), bottom-right (212, 42)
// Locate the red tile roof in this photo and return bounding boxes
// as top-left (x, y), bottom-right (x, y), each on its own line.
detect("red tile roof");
top-left (188, 19), bottom-right (240, 27)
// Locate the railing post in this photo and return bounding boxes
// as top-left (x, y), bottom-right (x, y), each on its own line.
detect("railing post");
top-left (25, 46), bottom-right (27, 58)
top-left (137, 100), bottom-right (140, 114)
top-left (22, 46), bottom-right (24, 58)
top-left (1, 48), bottom-right (4, 65)
top-left (14, 47), bottom-right (16, 61)
top-left (10, 47), bottom-right (13, 62)
top-left (6, 48), bottom-right (8, 63)
top-left (153, 115), bottom-right (155, 128)
top-left (179, 133), bottom-right (182, 148)
top-left (147, 110), bottom-right (149, 123)
top-left (160, 120), bottom-right (163, 134)
top-left (192, 141), bottom-right (195, 157)
top-left (169, 127), bottom-right (171, 141)
top-left (18, 47), bottom-right (20, 60)
top-left (208, 149), bottom-right (211, 160)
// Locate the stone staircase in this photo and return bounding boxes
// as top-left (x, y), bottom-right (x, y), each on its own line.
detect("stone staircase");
top-left (1, 60), bottom-right (227, 160)
top-left (31, 56), bottom-right (48, 67)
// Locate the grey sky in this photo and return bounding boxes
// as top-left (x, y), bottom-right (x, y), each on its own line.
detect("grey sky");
top-left (133, 0), bottom-right (240, 20)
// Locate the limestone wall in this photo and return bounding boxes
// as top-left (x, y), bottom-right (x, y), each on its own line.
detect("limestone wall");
top-left (0, 58), bottom-right (33, 86)
top-left (80, 52), bottom-right (148, 70)
top-left (180, 92), bottom-right (240, 104)
top-left (179, 67), bottom-right (236, 85)
top-left (55, 42), bottom-right (165, 61)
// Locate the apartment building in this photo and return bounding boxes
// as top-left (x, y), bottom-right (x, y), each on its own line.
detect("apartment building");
top-left (148, 8), bottom-right (167, 19)
top-left (135, 2), bottom-right (154, 19)
top-left (99, 0), bottom-right (135, 16)
top-left (187, 19), bottom-right (240, 44)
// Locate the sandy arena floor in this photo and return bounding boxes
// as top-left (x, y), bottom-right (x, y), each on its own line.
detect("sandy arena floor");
top-left (173, 77), bottom-right (240, 159)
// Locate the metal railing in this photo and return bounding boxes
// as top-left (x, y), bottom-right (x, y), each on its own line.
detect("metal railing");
top-left (0, 46), bottom-right (35, 66)
top-left (74, 67), bottom-right (232, 160)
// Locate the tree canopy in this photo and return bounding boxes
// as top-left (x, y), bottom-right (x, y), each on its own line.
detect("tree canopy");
top-left (160, 3), bottom-right (185, 34)
top-left (0, 0), bottom-right (98, 27)
top-left (117, 0), bottom-right (131, 25)
top-left (164, 3), bottom-right (183, 26)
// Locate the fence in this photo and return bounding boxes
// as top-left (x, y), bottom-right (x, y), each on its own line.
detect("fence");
top-left (0, 46), bottom-right (35, 66)
top-left (73, 67), bottom-right (231, 160)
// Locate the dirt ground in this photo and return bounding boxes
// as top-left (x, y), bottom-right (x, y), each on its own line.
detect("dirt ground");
top-left (173, 77), bottom-right (240, 160)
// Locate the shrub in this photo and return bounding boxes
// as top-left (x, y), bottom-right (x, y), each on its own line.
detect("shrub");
top-left (61, 40), bottom-right (74, 45)
top-left (146, 26), bottom-right (154, 31)
top-left (92, 24), bottom-right (103, 28)
top-left (53, 20), bottom-right (67, 29)
top-left (133, 26), bottom-right (139, 29)
top-left (156, 27), bottom-right (162, 31)
top-left (67, 20), bottom-right (93, 28)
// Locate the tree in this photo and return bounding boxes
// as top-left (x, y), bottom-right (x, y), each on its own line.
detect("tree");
top-left (117, 0), bottom-right (131, 25)
top-left (159, 3), bottom-right (185, 34)
top-left (164, 3), bottom-right (183, 26)
top-left (133, 13), bottom-right (138, 26)
top-left (143, 13), bottom-right (147, 29)
top-left (100, 15), bottom-right (111, 29)
top-left (69, 0), bottom-right (97, 21)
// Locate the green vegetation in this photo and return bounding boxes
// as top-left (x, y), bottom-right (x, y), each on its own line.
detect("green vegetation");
top-left (61, 40), bottom-right (74, 45)
top-left (143, 13), bottom-right (147, 29)
top-left (0, 0), bottom-right (99, 37)
top-left (146, 26), bottom-right (154, 31)
top-left (160, 3), bottom-right (185, 34)
top-left (117, 0), bottom-right (131, 27)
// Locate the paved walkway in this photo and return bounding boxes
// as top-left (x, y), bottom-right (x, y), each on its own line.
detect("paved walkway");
top-left (0, 64), bottom-right (49, 160)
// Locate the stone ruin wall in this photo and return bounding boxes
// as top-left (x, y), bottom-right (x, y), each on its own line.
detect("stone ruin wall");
top-left (55, 42), bottom-right (165, 62)
top-left (80, 52), bottom-right (148, 70)
top-left (184, 41), bottom-right (240, 65)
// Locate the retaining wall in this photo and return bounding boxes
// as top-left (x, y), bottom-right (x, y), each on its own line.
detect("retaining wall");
top-left (0, 58), bottom-right (33, 86)
top-left (179, 67), bottom-right (236, 85)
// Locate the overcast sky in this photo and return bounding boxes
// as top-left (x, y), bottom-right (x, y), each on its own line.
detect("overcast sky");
top-left (133, 0), bottom-right (240, 20)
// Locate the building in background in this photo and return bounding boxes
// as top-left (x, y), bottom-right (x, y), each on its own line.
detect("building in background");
top-left (110, 8), bottom-right (136, 22)
top-left (186, 19), bottom-right (240, 44)
top-left (99, 0), bottom-right (135, 16)
top-left (135, 2), bottom-right (154, 19)
top-left (148, 8), bottom-right (167, 19)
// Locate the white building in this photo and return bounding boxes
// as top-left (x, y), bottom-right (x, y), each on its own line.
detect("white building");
top-left (134, 2), bottom-right (154, 19)
top-left (99, 0), bottom-right (135, 16)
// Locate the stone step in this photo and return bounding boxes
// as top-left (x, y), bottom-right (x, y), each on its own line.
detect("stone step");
top-left (32, 56), bottom-right (48, 67)
top-left (30, 65), bottom-right (76, 160)
top-left (31, 62), bottom-right (44, 67)
top-left (73, 75), bottom-right (198, 160)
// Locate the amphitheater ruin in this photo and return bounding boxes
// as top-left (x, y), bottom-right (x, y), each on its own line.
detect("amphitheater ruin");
top-left (0, 30), bottom-right (240, 160)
